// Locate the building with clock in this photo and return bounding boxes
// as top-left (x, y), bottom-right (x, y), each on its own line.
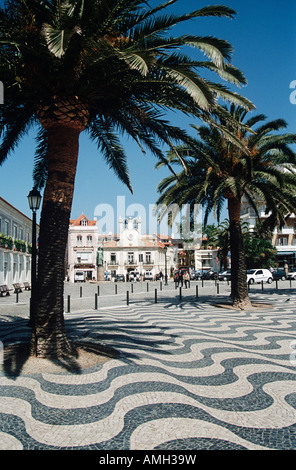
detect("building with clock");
top-left (102, 216), bottom-right (175, 279)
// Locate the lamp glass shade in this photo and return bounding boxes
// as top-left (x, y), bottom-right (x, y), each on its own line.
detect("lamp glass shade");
top-left (27, 188), bottom-right (42, 211)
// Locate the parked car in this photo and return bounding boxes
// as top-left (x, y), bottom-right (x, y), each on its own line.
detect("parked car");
top-left (144, 271), bottom-right (153, 281)
top-left (194, 270), bottom-right (208, 280)
top-left (129, 271), bottom-right (140, 281)
top-left (201, 270), bottom-right (218, 280)
top-left (155, 273), bottom-right (163, 281)
top-left (74, 271), bottom-right (85, 282)
top-left (247, 269), bottom-right (273, 284)
top-left (219, 269), bottom-right (231, 281)
top-left (272, 269), bottom-right (286, 281)
top-left (287, 268), bottom-right (296, 280)
top-left (114, 274), bottom-right (125, 282)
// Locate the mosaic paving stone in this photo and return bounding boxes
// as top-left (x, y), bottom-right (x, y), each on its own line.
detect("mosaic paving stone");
top-left (0, 290), bottom-right (296, 450)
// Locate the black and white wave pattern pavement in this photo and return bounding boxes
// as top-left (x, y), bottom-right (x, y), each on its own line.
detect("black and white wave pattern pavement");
top-left (0, 292), bottom-right (296, 450)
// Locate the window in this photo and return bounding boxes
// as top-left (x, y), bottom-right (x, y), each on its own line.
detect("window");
top-left (77, 235), bottom-right (82, 246)
top-left (128, 252), bottom-right (134, 264)
top-left (13, 225), bottom-right (17, 239)
top-left (77, 252), bottom-right (92, 263)
top-left (5, 221), bottom-right (9, 236)
top-left (110, 253), bottom-right (117, 264)
top-left (87, 235), bottom-right (92, 246)
top-left (139, 253), bottom-right (143, 262)
top-left (81, 219), bottom-right (88, 226)
top-left (145, 252), bottom-right (151, 263)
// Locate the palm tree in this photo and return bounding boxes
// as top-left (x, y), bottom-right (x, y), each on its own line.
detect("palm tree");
top-left (0, 1), bottom-right (253, 357)
top-left (156, 105), bottom-right (296, 309)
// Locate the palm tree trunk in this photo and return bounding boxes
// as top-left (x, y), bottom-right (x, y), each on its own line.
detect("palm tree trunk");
top-left (31, 124), bottom-right (82, 358)
top-left (228, 197), bottom-right (252, 309)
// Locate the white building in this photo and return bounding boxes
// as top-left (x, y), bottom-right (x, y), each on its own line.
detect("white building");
top-left (0, 197), bottom-right (37, 287)
top-left (241, 197), bottom-right (296, 268)
top-left (99, 216), bottom-right (175, 280)
top-left (67, 214), bottom-right (99, 282)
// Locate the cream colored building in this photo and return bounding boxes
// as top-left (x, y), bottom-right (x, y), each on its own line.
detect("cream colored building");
top-left (102, 216), bottom-right (175, 279)
top-left (241, 197), bottom-right (296, 268)
top-left (0, 197), bottom-right (37, 287)
top-left (67, 214), bottom-right (99, 282)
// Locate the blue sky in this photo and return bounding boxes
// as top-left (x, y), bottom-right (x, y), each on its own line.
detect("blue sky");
top-left (0, 0), bottom-right (295, 233)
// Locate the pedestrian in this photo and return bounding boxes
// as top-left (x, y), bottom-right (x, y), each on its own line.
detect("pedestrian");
top-left (174, 271), bottom-right (179, 289)
top-left (184, 271), bottom-right (190, 288)
top-left (179, 271), bottom-right (183, 287)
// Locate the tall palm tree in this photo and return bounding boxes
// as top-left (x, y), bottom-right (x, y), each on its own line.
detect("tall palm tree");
top-left (156, 105), bottom-right (296, 309)
top-left (0, 0), bottom-right (252, 357)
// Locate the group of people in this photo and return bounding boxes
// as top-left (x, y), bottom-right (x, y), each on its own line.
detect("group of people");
top-left (174, 270), bottom-right (190, 288)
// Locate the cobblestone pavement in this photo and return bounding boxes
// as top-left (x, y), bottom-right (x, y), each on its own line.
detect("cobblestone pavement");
top-left (0, 281), bottom-right (296, 450)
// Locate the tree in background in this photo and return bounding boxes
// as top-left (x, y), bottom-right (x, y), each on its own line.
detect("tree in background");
top-left (156, 105), bottom-right (296, 309)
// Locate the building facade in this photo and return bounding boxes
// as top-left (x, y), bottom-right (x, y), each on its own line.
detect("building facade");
top-left (102, 216), bottom-right (175, 279)
top-left (241, 197), bottom-right (296, 268)
top-left (67, 214), bottom-right (99, 282)
top-left (0, 197), bottom-right (37, 286)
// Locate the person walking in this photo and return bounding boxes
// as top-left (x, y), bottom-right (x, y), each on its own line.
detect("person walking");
top-left (184, 271), bottom-right (190, 288)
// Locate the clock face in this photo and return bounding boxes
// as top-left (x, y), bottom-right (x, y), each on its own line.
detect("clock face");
top-left (128, 233), bottom-right (133, 240)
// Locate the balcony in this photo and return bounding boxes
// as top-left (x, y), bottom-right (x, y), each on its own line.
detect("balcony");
top-left (125, 259), bottom-right (137, 266)
top-left (108, 260), bottom-right (119, 266)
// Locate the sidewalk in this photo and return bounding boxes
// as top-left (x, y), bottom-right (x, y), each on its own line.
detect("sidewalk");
top-left (0, 281), bottom-right (296, 450)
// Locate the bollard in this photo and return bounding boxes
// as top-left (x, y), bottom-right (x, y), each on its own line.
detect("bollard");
top-left (97, 285), bottom-right (100, 296)
top-left (131, 283), bottom-right (133, 293)
top-left (67, 295), bottom-right (70, 313)
top-left (147, 282), bottom-right (149, 292)
top-left (276, 280), bottom-right (278, 290)
top-left (196, 285), bottom-right (199, 299)
top-left (80, 286), bottom-right (82, 298)
top-left (127, 291), bottom-right (129, 306)
top-left (217, 283), bottom-right (219, 294)
top-left (115, 284), bottom-right (117, 295)
top-left (160, 281), bottom-right (162, 291)
top-left (16, 290), bottom-right (19, 303)
top-left (155, 288), bottom-right (157, 303)
top-left (261, 280), bottom-right (264, 291)
top-left (95, 293), bottom-right (98, 310)
top-left (179, 286), bottom-right (182, 301)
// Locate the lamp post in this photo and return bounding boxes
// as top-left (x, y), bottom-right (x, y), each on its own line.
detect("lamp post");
top-left (27, 187), bottom-right (42, 327)
top-left (164, 245), bottom-right (168, 285)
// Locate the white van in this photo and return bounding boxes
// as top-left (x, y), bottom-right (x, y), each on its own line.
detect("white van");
top-left (247, 269), bottom-right (273, 284)
top-left (74, 271), bottom-right (86, 282)
top-left (144, 271), bottom-right (153, 281)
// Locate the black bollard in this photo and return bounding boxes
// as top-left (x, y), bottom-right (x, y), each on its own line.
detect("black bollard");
top-left (80, 286), bottom-right (82, 298)
top-left (67, 295), bottom-right (70, 313)
top-left (127, 291), bottom-right (129, 305)
top-left (95, 293), bottom-right (98, 310)
top-left (155, 288), bottom-right (157, 303)
top-left (196, 285), bottom-right (199, 299)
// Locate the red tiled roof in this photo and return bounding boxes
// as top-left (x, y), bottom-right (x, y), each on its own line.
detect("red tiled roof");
top-left (70, 214), bottom-right (97, 226)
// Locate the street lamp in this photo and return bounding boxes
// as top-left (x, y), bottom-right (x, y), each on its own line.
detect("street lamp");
top-left (164, 245), bottom-right (168, 285)
top-left (27, 187), bottom-right (42, 327)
